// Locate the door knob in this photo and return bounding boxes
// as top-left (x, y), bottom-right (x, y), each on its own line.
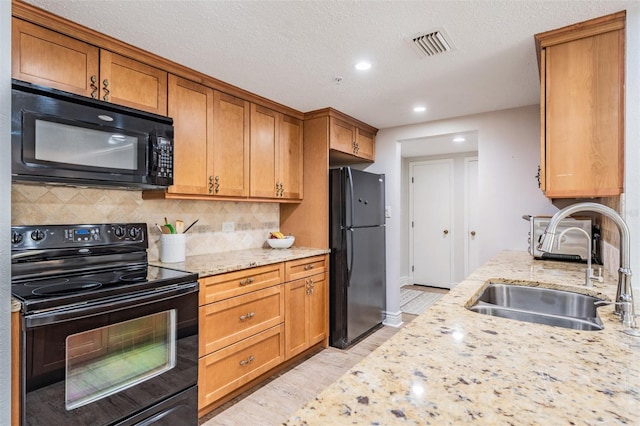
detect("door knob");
top-left (470, 231), bottom-right (476, 236)
top-left (443, 229), bottom-right (449, 235)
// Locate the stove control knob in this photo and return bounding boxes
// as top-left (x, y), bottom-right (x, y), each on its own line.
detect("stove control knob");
top-left (11, 232), bottom-right (23, 244)
top-left (114, 226), bottom-right (126, 238)
top-left (31, 229), bottom-right (45, 241)
top-left (128, 227), bottom-right (141, 239)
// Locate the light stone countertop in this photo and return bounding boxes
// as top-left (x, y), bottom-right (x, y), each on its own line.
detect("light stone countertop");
top-left (150, 247), bottom-right (329, 278)
top-left (287, 251), bottom-right (640, 425)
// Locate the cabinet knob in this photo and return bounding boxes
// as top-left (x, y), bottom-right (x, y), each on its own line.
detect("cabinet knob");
top-left (443, 229), bottom-right (449, 235)
top-left (304, 264), bottom-right (314, 271)
top-left (470, 231), bottom-right (476, 237)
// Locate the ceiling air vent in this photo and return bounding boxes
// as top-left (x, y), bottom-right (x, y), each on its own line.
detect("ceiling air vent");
top-left (408, 29), bottom-right (454, 58)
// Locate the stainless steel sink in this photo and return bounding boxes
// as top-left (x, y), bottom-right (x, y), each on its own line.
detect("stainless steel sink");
top-left (467, 282), bottom-right (607, 331)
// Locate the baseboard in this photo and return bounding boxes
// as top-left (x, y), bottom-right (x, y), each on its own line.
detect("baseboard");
top-left (400, 275), bottom-right (410, 286)
top-left (383, 310), bottom-right (403, 328)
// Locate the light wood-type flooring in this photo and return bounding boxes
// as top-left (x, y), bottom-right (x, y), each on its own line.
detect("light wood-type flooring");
top-left (198, 312), bottom-right (418, 426)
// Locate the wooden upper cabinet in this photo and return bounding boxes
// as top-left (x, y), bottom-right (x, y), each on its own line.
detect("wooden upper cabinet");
top-left (99, 51), bottom-right (168, 115)
top-left (211, 91), bottom-right (250, 197)
top-left (12, 18), bottom-right (167, 116)
top-left (535, 11), bottom-right (625, 198)
top-left (250, 104), bottom-right (279, 198)
top-left (329, 118), bottom-right (356, 155)
top-left (356, 127), bottom-right (375, 161)
top-left (168, 76), bottom-right (250, 197)
top-left (250, 105), bottom-right (303, 200)
top-left (279, 115), bottom-right (304, 200)
top-left (167, 75), bottom-right (212, 195)
top-left (12, 18), bottom-right (99, 97)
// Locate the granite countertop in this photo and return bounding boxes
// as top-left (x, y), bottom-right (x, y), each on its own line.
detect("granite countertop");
top-left (150, 247), bottom-right (329, 277)
top-left (288, 251), bottom-right (640, 424)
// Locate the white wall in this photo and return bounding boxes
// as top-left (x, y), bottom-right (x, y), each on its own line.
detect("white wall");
top-left (1, 0), bottom-right (12, 422)
top-left (369, 105), bottom-right (558, 319)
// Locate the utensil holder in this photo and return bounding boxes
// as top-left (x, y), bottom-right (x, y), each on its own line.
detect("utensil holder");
top-left (160, 233), bottom-right (186, 263)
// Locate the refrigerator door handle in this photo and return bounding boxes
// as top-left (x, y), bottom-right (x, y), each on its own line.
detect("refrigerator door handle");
top-left (346, 166), bottom-right (354, 228)
top-left (346, 228), bottom-right (354, 285)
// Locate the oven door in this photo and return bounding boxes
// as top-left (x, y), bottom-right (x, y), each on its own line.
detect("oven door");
top-left (22, 282), bottom-right (198, 426)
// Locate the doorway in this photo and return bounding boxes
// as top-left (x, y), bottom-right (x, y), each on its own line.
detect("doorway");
top-left (409, 159), bottom-right (454, 288)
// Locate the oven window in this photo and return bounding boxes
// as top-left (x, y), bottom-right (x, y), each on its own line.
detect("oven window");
top-left (65, 310), bottom-right (177, 410)
top-left (35, 119), bottom-right (138, 170)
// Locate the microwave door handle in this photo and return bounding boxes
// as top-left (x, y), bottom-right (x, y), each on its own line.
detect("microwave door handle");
top-left (149, 133), bottom-right (159, 173)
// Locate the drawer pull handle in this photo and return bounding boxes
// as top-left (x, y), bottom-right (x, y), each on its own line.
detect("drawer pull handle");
top-left (239, 277), bottom-right (255, 286)
top-left (240, 312), bottom-right (255, 321)
top-left (239, 355), bottom-right (255, 366)
top-left (304, 264), bottom-right (314, 271)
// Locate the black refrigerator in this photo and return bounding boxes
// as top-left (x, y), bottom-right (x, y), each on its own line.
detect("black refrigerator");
top-left (329, 167), bottom-right (386, 349)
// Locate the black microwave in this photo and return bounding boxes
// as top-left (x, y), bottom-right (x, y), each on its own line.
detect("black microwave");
top-left (11, 79), bottom-right (174, 190)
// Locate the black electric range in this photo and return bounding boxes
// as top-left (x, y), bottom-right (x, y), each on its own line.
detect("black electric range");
top-left (11, 223), bottom-right (197, 314)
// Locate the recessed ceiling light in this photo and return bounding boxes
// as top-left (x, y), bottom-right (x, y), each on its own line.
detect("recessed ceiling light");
top-left (354, 61), bottom-right (371, 71)
top-left (413, 106), bottom-right (426, 113)
top-left (453, 137), bottom-right (466, 143)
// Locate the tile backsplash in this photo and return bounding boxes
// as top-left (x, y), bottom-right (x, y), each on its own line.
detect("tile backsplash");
top-left (11, 184), bottom-right (279, 261)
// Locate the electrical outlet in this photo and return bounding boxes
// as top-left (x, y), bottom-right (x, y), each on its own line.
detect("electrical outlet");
top-left (222, 222), bottom-right (235, 232)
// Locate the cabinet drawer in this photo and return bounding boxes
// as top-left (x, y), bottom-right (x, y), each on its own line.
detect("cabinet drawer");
top-left (199, 285), bottom-right (284, 356)
top-left (198, 324), bottom-right (285, 409)
top-left (199, 263), bottom-right (284, 305)
top-left (285, 255), bottom-right (327, 282)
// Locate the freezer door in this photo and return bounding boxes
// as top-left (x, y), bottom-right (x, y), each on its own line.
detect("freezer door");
top-left (345, 168), bottom-right (385, 228)
top-left (345, 226), bottom-right (386, 344)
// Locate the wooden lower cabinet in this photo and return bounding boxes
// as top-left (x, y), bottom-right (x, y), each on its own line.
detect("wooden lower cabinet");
top-left (197, 256), bottom-right (328, 416)
top-left (284, 255), bottom-right (328, 359)
top-left (198, 324), bottom-right (285, 409)
top-left (284, 271), bottom-right (327, 359)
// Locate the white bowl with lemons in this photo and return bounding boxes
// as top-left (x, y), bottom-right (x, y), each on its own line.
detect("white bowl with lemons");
top-left (267, 232), bottom-right (295, 249)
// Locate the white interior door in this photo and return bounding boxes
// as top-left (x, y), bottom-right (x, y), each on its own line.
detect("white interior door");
top-left (409, 159), bottom-right (454, 288)
top-left (464, 157), bottom-right (479, 277)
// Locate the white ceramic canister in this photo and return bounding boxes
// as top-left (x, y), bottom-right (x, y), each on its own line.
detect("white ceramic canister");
top-left (160, 233), bottom-right (186, 263)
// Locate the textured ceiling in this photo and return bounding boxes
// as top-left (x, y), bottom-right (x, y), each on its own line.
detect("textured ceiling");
top-left (22, 0), bottom-right (634, 131)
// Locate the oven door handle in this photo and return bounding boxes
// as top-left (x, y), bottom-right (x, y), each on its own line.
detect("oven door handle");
top-left (24, 282), bottom-right (198, 328)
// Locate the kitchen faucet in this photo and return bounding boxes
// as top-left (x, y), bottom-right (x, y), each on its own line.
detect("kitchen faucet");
top-left (538, 202), bottom-right (636, 332)
top-left (557, 226), bottom-right (603, 287)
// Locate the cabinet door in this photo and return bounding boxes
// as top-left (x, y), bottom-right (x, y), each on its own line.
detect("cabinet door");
top-left (167, 75), bottom-right (212, 195)
top-left (211, 91), bottom-right (250, 197)
top-left (279, 115), bottom-right (304, 200)
top-left (284, 279), bottom-right (309, 359)
top-left (99, 51), bottom-right (168, 115)
top-left (308, 272), bottom-right (328, 346)
top-left (329, 117), bottom-right (356, 155)
top-left (250, 104), bottom-right (279, 198)
top-left (543, 29), bottom-right (623, 197)
top-left (356, 127), bottom-right (375, 161)
top-left (12, 18), bottom-right (99, 97)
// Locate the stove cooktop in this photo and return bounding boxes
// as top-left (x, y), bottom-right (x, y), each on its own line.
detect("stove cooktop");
top-left (12, 264), bottom-right (197, 314)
